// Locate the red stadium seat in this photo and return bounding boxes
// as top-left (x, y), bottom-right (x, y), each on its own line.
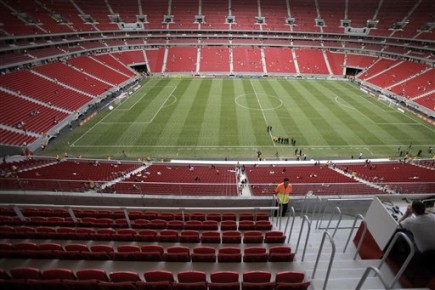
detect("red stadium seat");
top-left (10, 267), bottom-right (43, 279)
top-left (242, 271), bottom-right (274, 290)
top-left (191, 246), bottom-right (217, 262)
top-left (76, 269), bottom-right (110, 281)
top-left (243, 231), bottom-right (264, 243)
top-left (180, 230), bottom-right (201, 243)
top-left (140, 245), bottom-right (164, 261)
top-left (137, 229), bottom-right (158, 242)
top-left (43, 268), bottom-right (76, 280)
top-left (218, 247), bottom-right (242, 263)
top-left (158, 229), bottom-right (179, 242)
top-left (201, 231), bottom-right (221, 243)
top-left (269, 246), bottom-right (295, 262)
top-left (139, 270), bottom-right (174, 290)
top-left (275, 271), bottom-right (311, 290)
top-left (109, 271), bottom-right (141, 282)
top-left (164, 246), bottom-right (191, 262)
top-left (209, 271), bottom-right (240, 290)
top-left (173, 271), bottom-right (207, 290)
top-left (222, 231), bottom-right (242, 244)
top-left (264, 231), bottom-right (286, 243)
top-left (220, 220), bottom-right (237, 231)
top-left (243, 247), bottom-right (268, 263)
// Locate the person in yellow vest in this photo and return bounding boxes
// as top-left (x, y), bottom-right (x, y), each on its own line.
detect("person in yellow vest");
top-left (275, 177), bottom-right (292, 216)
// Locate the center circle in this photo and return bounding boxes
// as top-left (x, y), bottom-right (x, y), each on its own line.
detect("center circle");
top-left (234, 93), bottom-right (283, 111)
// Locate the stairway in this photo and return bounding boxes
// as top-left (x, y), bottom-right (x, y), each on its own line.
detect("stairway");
top-left (277, 211), bottom-right (427, 290)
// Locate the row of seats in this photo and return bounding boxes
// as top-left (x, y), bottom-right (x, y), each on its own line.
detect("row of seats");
top-left (0, 209), bottom-right (270, 221)
top-left (0, 217), bottom-right (273, 231)
top-left (0, 242), bottom-right (294, 262)
top-left (0, 226), bottom-right (286, 243)
top-left (0, 267), bottom-right (310, 290)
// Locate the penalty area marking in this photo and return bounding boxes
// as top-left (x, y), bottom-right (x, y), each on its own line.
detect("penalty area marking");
top-left (71, 87), bottom-right (178, 146)
top-left (116, 86), bottom-right (178, 111)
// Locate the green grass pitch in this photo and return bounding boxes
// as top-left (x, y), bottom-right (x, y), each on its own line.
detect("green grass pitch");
top-left (44, 78), bottom-right (435, 161)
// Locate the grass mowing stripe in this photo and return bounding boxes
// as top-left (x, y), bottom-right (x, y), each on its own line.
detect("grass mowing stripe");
top-left (289, 80), bottom-right (348, 146)
top-left (320, 82), bottom-right (408, 144)
top-left (235, 79), bottom-right (258, 146)
top-left (155, 79), bottom-right (197, 146)
top-left (197, 79), bottom-right (223, 146)
top-left (274, 79), bottom-right (326, 147)
top-left (310, 81), bottom-right (388, 146)
top-left (219, 79), bottom-right (238, 146)
top-left (178, 79), bottom-right (212, 146)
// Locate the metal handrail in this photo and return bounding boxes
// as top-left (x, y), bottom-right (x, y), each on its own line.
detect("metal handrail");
top-left (312, 231), bottom-right (336, 290)
top-left (295, 215), bottom-right (311, 261)
top-left (284, 206), bottom-right (296, 243)
top-left (378, 231), bottom-right (416, 289)
top-left (343, 214), bottom-right (367, 260)
top-left (355, 266), bottom-right (389, 290)
top-left (325, 206), bottom-right (342, 238)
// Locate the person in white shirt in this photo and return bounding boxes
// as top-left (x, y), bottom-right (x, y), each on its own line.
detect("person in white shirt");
top-left (399, 200), bottom-right (435, 253)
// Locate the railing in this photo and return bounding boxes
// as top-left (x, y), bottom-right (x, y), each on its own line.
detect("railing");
top-left (325, 206), bottom-right (342, 238)
top-left (355, 231), bottom-right (415, 290)
top-left (378, 232), bottom-right (415, 289)
top-left (317, 197), bottom-right (373, 230)
top-left (343, 214), bottom-right (367, 260)
top-left (312, 231), bottom-right (336, 290)
top-left (355, 266), bottom-right (390, 290)
top-left (284, 207), bottom-right (296, 243)
top-left (295, 215), bottom-right (311, 261)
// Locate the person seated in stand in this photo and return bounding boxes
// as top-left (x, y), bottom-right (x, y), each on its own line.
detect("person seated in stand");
top-left (398, 200), bottom-right (435, 253)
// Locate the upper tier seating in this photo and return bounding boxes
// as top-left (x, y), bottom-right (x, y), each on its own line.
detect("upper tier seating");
top-left (317, 0), bottom-right (345, 34)
top-left (107, 0), bottom-right (140, 24)
top-left (290, 0), bottom-right (320, 33)
top-left (37, 0), bottom-right (95, 32)
top-left (260, 0), bottom-right (291, 32)
top-left (201, 0), bottom-right (230, 30)
top-left (0, 70), bottom-right (92, 111)
top-left (74, 0), bottom-right (112, 27)
top-left (169, 0), bottom-right (200, 30)
top-left (346, 0), bottom-right (378, 28)
top-left (231, 0), bottom-right (260, 30)
top-left (369, 0), bottom-right (416, 37)
top-left (142, 0), bottom-right (170, 29)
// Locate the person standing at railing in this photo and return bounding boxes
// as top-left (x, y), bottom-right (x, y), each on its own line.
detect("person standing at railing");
top-left (274, 177), bottom-right (292, 217)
